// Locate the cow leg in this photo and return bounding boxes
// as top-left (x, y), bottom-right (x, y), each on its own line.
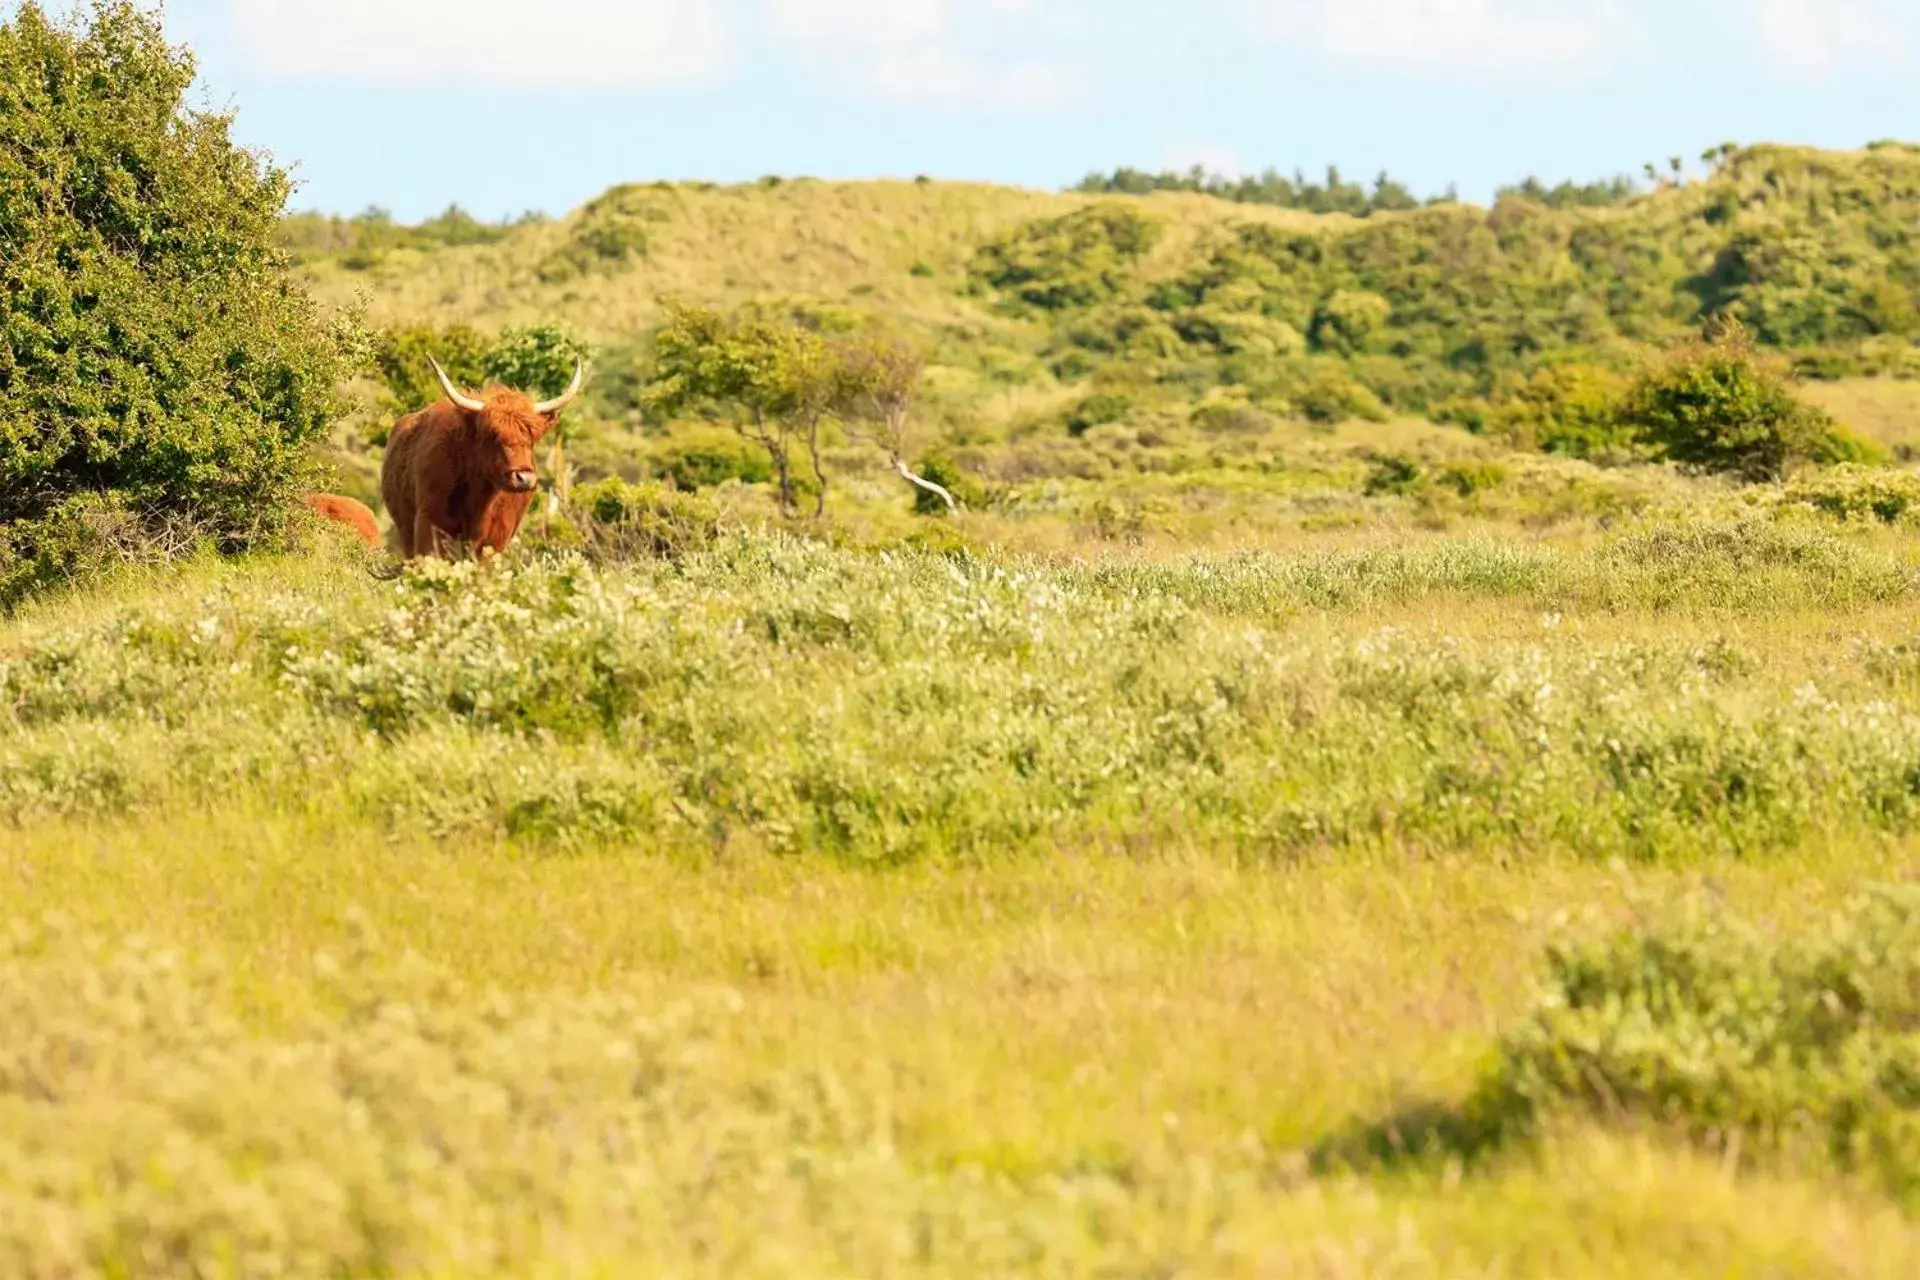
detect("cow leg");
top-left (413, 511), bottom-right (446, 559)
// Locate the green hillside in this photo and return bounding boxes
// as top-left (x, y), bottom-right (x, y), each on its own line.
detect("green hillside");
top-left (287, 144), bottom-right (1920, 548)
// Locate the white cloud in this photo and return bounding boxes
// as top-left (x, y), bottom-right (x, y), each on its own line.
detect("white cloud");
top-left (1250, 0), bottom-right (1632, 77)
top-left (761, 0), bottom-right (1077, 109)
top-left (1750, 0), bottom-right (1908, 77)
top-left (230, 0), bottom-right (730, 92)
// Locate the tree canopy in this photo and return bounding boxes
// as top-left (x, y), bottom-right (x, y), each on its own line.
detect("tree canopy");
top-left (0, 1), bottom-right (350, 546)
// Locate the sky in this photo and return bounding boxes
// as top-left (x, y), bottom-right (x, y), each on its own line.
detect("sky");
top-left (92, 1), bottom-right (1920, 221)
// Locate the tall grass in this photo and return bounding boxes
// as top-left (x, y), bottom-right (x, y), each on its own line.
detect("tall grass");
top-left (5, 523), bottom-right (1920, 862)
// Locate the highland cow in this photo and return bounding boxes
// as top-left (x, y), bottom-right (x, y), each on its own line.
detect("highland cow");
top-left (302, 493), bottom-right (382, 548)
top-left (381, 356), bottom-right (584, 559)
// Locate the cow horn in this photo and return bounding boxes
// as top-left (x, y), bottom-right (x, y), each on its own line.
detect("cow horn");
top-left (534, 358), bottom-right (586, 416)
top-left (427, 354), bottom-right (486, 413)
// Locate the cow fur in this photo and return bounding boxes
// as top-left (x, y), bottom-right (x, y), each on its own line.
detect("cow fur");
top-left (303, 493), bottom-right (382, 549)
top-left (381, 388), bottom-right (560, 559)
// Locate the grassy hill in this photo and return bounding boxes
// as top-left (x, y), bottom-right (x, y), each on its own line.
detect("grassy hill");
top-left (292, 142), bottom-right (1920, 383)
top-left (289, 145), bottom-right (1920, 551)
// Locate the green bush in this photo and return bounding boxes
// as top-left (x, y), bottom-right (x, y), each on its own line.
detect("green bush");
top-left (371, 323), bottom-right (586, 421)
top-left (1439, 461), bottom-right (1508, 496)
top-left (538, 217), bottom-right (649, 285)
top-left (1190, 402), bottom-right (1277, 436)
top-left (908, 454), bottom-right (982, 516)
top-left (571, 478), bottom-right (722, 561)
top-left (1783, 463), bottom-right (1920, 524)
top-left (1363, 453), bottom-right (1423, 497)
top-left (482, 324), bottom-right (590, 401)
top-left (0, 2), bottom-right (349, 569)
top-left (651, 428), bottom-right (776, 491)
top-left (1617, 322), bottom-right (1853, 481)
top-left (1293, 368), bottom-right (1390, 424)
top-left (969, 204), bottom-right (1163, 312)
top-left (1326, 888), bottom-right (1920, 1206)
top-left (1483, 363), bottom-right (1635, 458)
top-left (1065, 392), bottom-right (1134, 437)
top-left (0, 493), bottom-right (182, 611)
top-left (372, 324), bottom-right (492, 417)
top-left (1173, 307), bottom-right (1306, 358)
top-left (1496, 890), bottom-right (1920, 1201)
top-left (1309, 290), bottom-right (1393, 357)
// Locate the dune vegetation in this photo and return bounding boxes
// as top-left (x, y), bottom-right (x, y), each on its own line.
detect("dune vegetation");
top-left (8, 2), bottom-right (1920, 1275)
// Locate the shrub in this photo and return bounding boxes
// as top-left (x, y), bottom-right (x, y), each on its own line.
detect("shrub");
top-left (538, 216), bottom-right (649, 284)
top-left (1191, 402), bottom-right (1277, 436)
top-left (571, 478), bottom-right (722, 561)
top-left (1065, 393), bottom-right (1134, 437)
top-left (652, 428), bottom-right (776, 491)
top-left (1439, 461), bottom-right (1508, 496)
top-left (1293, 369), bottom-right (1390, 424)
top-left (1325, 887), bottom-right (1920, 1206)
top-left (0, 493), bottom-right (201, 611)
top-left (968, 204), bottom-right (1163, 311)
top-left (482, 324), bottom-right (591, 401)
top-left (0, 3), bottom-right (350, 567)
top-left (1363, 453), bottom-right (1423, 497)
top-left (1309, 290), bottom-right (1393, 357)
top-left (1484, 363), bottom-right (1635, 459)
top-left (372, 323), bottom-right (587, 420)
top-left (907, 454), bottom-right (983, 516)
top-left (1617, 321), bottom-right (1854, 481)
top-left (1783, 463), bottom-right (1920, 524)
top-left (1492, 889), bottom-right (1920, 1201)
top-left (372, 324), bottom-right (492, 416)
top-left (1183, 308), bottom-right (1306, 358)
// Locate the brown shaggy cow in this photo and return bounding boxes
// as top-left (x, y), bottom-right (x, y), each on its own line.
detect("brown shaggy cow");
top-left (302, 493), bottom-right (382, 549)
top-left (381, 356), bottom-right (584, 559)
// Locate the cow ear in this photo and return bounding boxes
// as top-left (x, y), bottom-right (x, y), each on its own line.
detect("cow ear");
top-left (532, 411), bottom-right (560, 442)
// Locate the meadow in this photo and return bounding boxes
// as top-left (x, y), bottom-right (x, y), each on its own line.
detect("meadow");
top-left (9, 423), bottom-right (1920, 1273)
top-left (7, 11), bottom-right (1920, 1262)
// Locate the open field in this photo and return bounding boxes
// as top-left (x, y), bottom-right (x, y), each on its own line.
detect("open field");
top-left (8, 483), bottom-right (1920, 1273)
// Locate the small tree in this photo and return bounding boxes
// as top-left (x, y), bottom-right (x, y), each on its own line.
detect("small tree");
top-left (647, 303), bottom-right (832, 517)
top-left (374, 324), bottom-right (492, 415)
top-left (1618, 318), bottom-right (1853, 481)
top-left (484, 324), bottom-right (592, 510)
top-left (833, 333), bottom-right (957, 514)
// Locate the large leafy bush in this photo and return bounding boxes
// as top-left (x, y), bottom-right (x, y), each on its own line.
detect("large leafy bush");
top-left (1617, 321), bottom-right (1862, 480)
top-left (0, 3), bottom-right (349, 560)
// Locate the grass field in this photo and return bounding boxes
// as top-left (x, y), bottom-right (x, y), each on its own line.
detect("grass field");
top-left (7, 453), bottom-right (1920, 1272)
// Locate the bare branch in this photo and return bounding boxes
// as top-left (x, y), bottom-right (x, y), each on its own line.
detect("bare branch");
top-left (893, 454), bottom-right (958, 514)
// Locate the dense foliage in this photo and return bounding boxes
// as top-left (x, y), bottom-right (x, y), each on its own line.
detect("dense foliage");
top-left (6, 522), bottom-right (1920, 860)
top-left (371, 322), bottom-right (588, 418)
top-left (978, 145), bottom-right (1920, 441)
top-left (0, 1), bottom-right (349, 603)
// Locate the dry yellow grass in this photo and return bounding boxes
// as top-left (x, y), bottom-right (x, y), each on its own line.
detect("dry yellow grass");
top-left (1804, 378), bottom-right (1920, 457)
top-left (297, 179), bottom-right (1338, 337)
top-left (4, 809), bottom-right (1917, 1276)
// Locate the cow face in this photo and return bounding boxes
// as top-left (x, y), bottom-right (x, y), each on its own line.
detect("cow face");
top-left (476, 399), bottom-right (554, 495)
top-left (424, 354), bottom-right (586, 497)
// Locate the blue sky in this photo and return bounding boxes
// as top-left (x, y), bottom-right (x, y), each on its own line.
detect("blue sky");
top-left (125, 1), bottom-right (1920, 221)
